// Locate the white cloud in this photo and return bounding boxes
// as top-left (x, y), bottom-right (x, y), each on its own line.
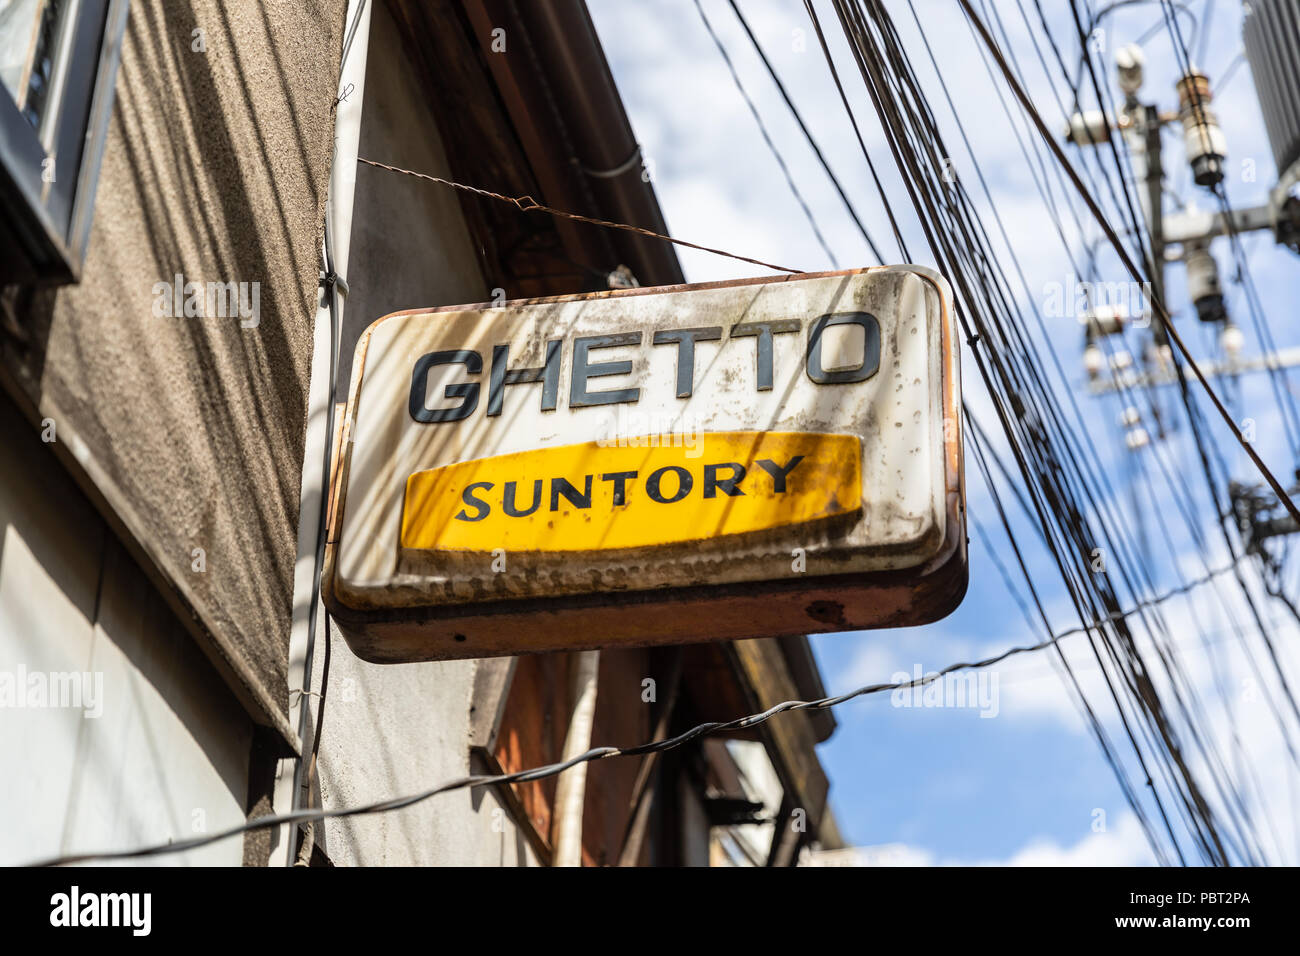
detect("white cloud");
top-left (805, 810), bottom-right (1154, 866)
top-left (994, 810), bottom-right (1154, 866)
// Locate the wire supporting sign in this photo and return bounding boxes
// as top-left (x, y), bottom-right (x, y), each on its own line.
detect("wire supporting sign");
top-left (323, 267), bottom-right (966, 661)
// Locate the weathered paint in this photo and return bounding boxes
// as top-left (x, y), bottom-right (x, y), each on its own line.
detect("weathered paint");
top-left (324, 266), bottom-right (966, 661)
top-left (400, 431), bottom-right (862, 552)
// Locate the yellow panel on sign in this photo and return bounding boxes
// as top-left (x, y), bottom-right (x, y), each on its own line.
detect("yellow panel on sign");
top-left (401, 431), bottom-right (861, 553)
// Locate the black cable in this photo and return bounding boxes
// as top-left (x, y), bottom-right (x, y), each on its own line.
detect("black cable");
top-left (726, 0), bottom-right (885, 263)
top-left (289, 189), bottom-right (343, 862)
top-left (802, 0), bottom-right (910, 258)
top-left (34, 576), bottom-right (1243, 869)
top-left (1040, 1), bottom-right (1267, 857)
top-left (1156, 0), bottom-right (1300, 747)
top-left (1154, 0), bottom-right (1300, 466)
top-left (960, 0), bottom-right (1300, 525)
top-left (288, 0), bottom-right (369, 864)
top-left (835, 0), bottom-right (1202, 859)
top-left (824, 0), bottom-right (1273, 862)
top-left (1067, 1), bottom-right (1199, 122)
top-left (693, 0), bottom-right (840, 267)
top-left (966, 414), bottom-right (1172, 862)
top-left (294, 614), bottom-right (334, 866)
top-left (967, 0), bottom-right (1289, 868)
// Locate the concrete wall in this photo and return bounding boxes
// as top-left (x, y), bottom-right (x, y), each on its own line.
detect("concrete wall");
top-left (0, 0), bottom-right (347, 863)
top-left (339, 1), bottom-right (485, 390)
top-left (0, 0), bottom-right (348, 739)
top-left (313, 0), bottom-right (536, 866)
top-left (0, 394), bottom-right (252, 866)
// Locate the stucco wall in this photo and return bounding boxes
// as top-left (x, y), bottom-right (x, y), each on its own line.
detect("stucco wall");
top-left (0, 0), bottom-right (347, 739)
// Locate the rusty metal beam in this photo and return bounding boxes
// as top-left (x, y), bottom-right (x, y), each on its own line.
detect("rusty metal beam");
top-left (616, 648), bottom-right (684, 866)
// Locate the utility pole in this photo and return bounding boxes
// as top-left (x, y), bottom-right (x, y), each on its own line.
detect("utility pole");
top-left (1067, 45), bottom-right (1299, 406)
top-left (1064, 31), bottom-right (1300, 559)
top-left (1142, 101), bottom-right (1164, 322)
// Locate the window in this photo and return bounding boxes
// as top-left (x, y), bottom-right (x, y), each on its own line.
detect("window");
top-left (0, 0), bottom-right (128, 284)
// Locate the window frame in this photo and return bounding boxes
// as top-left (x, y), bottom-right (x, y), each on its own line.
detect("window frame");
top-left (0, 0), bottom-right (129, 285)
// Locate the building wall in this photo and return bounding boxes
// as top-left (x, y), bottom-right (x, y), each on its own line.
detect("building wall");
top-left (313, 0), bottom-right (535, 866)
top-left (0, 0), bottom-right (347, 863)
top-left (0, 0), bottom-right (347, 739)
top-left (0, 395), bottom-right (251, 865)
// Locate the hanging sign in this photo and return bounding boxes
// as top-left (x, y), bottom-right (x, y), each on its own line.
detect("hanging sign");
top-left (323, 267), bottom-right (966, 662)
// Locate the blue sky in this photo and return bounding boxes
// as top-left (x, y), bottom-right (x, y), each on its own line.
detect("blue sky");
top-left (590, 0), bottom-right (1300, 864)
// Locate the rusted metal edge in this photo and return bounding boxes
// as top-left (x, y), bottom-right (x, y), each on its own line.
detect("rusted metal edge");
top-left (321, 266), bottom-right (966, 663)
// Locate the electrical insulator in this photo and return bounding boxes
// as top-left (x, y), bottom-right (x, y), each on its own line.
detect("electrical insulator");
top-left (1125, 427), bottom-right (1150, 450)
top-left (1115, 44), bottom-right (1145, 97)
top-left (1084, 342), bottom-right (1104, 378)
top-left (1184, 242), bottom-right (1227, 323)
top-left (1221, 323), bottom-right (1245, 358)
top-left (1110, 349), bottom-right (1133, 371)
top-left (1065, 110), bottom-right (1113, 146)
top-left (1176, 71), bottom-right (1227, 187)
top-left (1278, 179), bottom-right (1300, 255)
top-left (1080, 303), bottom-right (1127, 338)
top-left (1119, 406), bottom-right (1141, 427)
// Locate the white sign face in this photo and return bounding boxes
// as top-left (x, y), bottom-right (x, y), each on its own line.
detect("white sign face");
top-left (324, 267), bottom-right (964, 661)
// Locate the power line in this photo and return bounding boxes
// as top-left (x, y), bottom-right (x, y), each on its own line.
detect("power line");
top-left (1156, 0), bottom-right (1300, 466)
top-left (957, 0), bottom-right (1300, 530)
top-left (801, 0), bottom-right (910, 257)
top-left (725, 0), bottom-right (886, 262)
top-left (357, 157), bottom-right (802, 275)
top-left (969, 0), bottom-right (1290, 863)
top-left (32, 568), bottom-right (1247, 869)
top-left (964, 401), bottom-right (1176, 862)
top-left (815, 0), bottom-right (1267, 863)
top-left (1045, 7), bottom-right (1300, 832)
top-left (693, 0), bottom-right (840, 267)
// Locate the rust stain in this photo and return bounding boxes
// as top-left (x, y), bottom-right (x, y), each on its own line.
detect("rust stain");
top-left (805, 600), bottom-right (847, 626)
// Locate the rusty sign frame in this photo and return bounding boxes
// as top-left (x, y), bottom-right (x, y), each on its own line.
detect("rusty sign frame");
top-left (323, 267), bottom-right (966, 662)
